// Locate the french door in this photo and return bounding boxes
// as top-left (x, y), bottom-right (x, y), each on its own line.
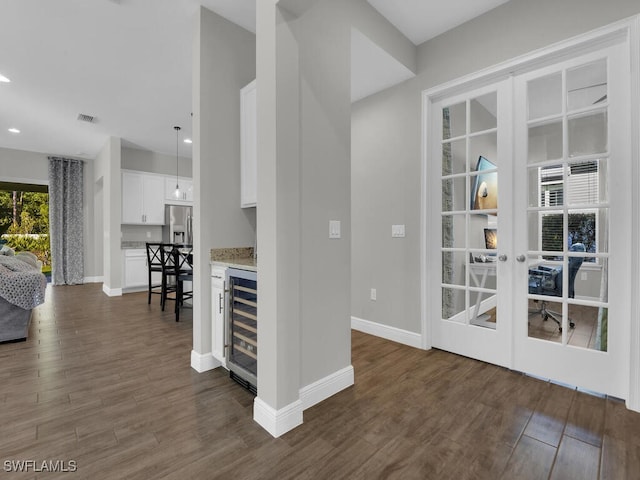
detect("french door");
top-left (430, 81), bottom-right (513, 367)
top-left (428, 39), bottom-right (631, 398)
top-left (512, 44), bottom-right (630, 398)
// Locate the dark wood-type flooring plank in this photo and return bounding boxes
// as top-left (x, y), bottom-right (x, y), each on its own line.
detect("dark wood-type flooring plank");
top-left (0, 283), bottom-right (638, 479)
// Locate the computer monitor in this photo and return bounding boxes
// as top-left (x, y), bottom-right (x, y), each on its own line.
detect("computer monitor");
top-left (484, 228), bottom-right (497, 250)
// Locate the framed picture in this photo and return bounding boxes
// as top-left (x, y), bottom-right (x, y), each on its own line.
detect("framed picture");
top-left (470, 156), bottom-right (498, 210)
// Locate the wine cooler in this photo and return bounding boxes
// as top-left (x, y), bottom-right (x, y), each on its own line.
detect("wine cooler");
top-left (226, 268), bottom-right (257, 394)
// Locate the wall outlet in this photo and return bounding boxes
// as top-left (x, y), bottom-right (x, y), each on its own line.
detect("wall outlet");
top-left (370, 288), bottom-right (377, 301)
top-left (146, 231), bottom-right (151, 238)
top-left (581, 272), bottom-right (588, 281)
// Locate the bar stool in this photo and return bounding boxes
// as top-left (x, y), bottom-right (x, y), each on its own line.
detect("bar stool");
top-left (145, 243), bottom-right (164, 305)
top-left (173, 244), bottom-right (193, 322)
top-left (160, 243), bottom-right (177, 311)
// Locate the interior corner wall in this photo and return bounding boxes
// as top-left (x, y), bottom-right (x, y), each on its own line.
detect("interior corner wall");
top-left (96, 137), bottom-right (122, 293)
top-left (350, 0), bottom-right (640, 336)
top-left (294, 0), bottom-right (352, 389)
top-left (81, 159), bottom-right (97, 279)
top-left (255, 0), bottom-right (352, 411)
top-left (192, 6), bottom-right (256, 355)
top-left (351, 80), bottom-right (422, 333)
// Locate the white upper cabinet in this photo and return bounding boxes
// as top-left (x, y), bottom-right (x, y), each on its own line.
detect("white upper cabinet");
top-left (165, 176), bottom-right (194, 204)
top-left (122, 170), bottom-right (166, 225)
top-left (241, 79), bottom-right (257, 208)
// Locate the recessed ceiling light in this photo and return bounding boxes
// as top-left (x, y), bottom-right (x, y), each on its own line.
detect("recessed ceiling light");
top-left (8, 128), bottom-right (20, 134)
top-left (0, 74), bottom-right (10, 83)
top-left (183, 138), bottom-right (192, 144)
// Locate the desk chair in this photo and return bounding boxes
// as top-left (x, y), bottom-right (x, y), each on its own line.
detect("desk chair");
top-left (145, 243), bottom-right (164, 305)
top-left (173, 245), bottom-right (193, 322)
top-left (528, 243), bottom-right (586, 332)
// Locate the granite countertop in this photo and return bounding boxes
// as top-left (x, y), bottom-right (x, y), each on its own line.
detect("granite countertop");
top-left (121, 241), bottom-right (148, 249)
top-left (210, 247), bottom-right (257, 272)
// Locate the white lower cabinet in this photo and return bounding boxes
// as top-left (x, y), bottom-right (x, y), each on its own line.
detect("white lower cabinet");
top-left (123, 249), bottom-right (159, 291)
top-left (211, 265), bottom-right (228, 365)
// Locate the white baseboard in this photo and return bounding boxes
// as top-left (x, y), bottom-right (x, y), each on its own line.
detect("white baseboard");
top-left (190, 350), bottom-right (221, 373)
top-left (83, 276), bottom-right (103, 284)
top-left (351, 316), bottom-right (422, 349)
top-left (300, 365), bottom-right (354, 410)
top-left (253, 396), bottom-right (303, 438)
top-left (102, 285), bottom-right (122, 297)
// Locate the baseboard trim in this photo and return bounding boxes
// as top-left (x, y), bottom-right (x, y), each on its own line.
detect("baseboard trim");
top-left (351, 316), bottom-right (422, 349)
top-left (300, 365), bottom-right (354, 410)
top-left (190, 350), bottom-right (220, 373)
top-left (102, 285), bottom-right (122, 297)
top-left (253, 396), bottom-right (303, 438)
top-left (83, 276), bottom-right (103, 284)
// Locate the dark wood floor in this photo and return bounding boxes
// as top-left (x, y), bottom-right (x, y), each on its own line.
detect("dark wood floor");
top-left (2, 284), bottom-right (640, 479)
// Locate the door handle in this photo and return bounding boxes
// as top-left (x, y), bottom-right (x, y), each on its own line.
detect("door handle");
top-left (516, 255), bottom-right (526, 262)
top-left (498, 254), bottom-right (507, 262)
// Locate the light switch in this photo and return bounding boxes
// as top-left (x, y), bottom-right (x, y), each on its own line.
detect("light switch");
top-left (329, 220), bottom-right (341, 239)
top-left (392, 224), bottom-right (405, 238)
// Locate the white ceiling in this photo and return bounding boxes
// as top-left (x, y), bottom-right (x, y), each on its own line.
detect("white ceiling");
top-left (0, 0), bottom-right (509, 161)
top-left (366, 0), bottom-right (511, 46)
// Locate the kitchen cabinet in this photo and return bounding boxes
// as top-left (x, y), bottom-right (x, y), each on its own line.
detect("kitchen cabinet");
top-left (123, 249), bottom-right (158, 290)
top-left (240, 79), bottom-right (257, 208)
top-left (122, 171), bottom-right (165, 224)
top-left (211, 265), bottom-right (228, 365)
top-left (165, 176), bottom-right (193, 204)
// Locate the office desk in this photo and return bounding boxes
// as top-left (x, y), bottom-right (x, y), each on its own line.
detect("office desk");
top-left (468, 261), bottom-right (497, 328)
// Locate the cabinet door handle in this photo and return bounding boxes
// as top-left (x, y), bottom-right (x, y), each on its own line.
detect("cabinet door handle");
top-left (219, 293), bottom-right (223, 314)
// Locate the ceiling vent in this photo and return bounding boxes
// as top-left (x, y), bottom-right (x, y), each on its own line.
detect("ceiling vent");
top-left (77, 113), bottom-right (96, 123)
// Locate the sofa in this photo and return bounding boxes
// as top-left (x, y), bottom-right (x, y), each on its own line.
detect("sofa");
top-left (0, 249), bottom-right (46, 342)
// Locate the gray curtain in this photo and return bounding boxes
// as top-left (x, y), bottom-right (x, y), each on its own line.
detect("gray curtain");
top-left (48, 157), bottom-right (84, 285)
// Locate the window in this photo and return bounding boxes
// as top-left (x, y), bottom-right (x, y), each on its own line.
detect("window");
top-left (538, 161), bottom-right (600, 260)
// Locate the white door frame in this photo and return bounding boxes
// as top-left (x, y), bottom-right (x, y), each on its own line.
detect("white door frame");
top-left (421, 16), bottom-right (640, 411)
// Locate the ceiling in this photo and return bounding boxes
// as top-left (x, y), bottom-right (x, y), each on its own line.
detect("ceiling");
top-left (0, 0), bottom-right (509, 161)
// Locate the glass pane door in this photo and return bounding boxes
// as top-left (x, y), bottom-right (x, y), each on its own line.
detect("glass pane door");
top-left (433, 81), bottom-right (512, 367)
top-left (513, 43), bottom-right (630, 399)
top-left (525, 59), bottom-right (609, 349)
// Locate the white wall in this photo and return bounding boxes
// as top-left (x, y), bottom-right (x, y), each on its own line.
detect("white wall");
top-left (192, 7), bottom-right (256, 358)
top-left (95, 137), bottom-right (122, 293)
top-left (351, 0), bottom-right (640, 335)
top-left (0, 146), bottom-right (49, 183)
top-left (0, 146), bottom-right (99, 279)
top-left (121, 146), bottom-right (192, 177)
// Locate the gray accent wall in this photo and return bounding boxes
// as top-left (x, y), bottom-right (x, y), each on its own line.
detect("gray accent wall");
top-left (192, 7), bottom-right (256, 356)
top-left (351, 81), bottom-right (422, 332)
top-left (351, 0), bottom-right (640, 334)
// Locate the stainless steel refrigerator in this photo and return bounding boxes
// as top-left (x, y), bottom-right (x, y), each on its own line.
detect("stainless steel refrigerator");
top-left (162, 205), bottom-right (193, 245)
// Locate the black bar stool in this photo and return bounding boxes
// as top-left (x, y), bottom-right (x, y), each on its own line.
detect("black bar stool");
top-left (160, 243), bottom-right (178, 311)
top-left (145, 243), bottom-right (164, 305)
top-left (173, 244), bottom-right (193, 322)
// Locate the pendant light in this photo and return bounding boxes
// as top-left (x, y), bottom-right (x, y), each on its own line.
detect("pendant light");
top-left (174, 125), bottom-right (181, 199)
